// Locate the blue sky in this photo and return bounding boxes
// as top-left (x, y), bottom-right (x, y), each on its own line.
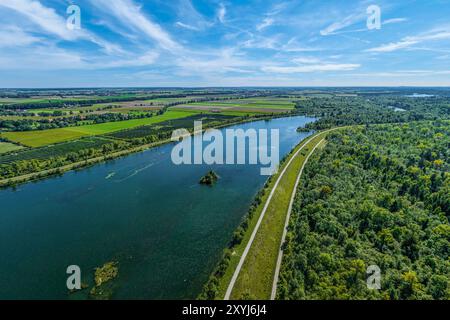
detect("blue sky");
top-left (0, 0), bottom-right (449, 87)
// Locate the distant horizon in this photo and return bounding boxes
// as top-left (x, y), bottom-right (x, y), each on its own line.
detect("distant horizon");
top-left (2, 86), bottom-right (450, 90)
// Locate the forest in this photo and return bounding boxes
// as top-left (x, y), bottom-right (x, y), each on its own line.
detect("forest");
top-left (294, 95), bottom-right (450, 129)
top-left (277, 121), bottom-right (449, 300)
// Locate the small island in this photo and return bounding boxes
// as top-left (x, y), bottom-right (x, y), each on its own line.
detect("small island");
top-left (199, 170), bottom-right (219, 186)
top-left (89, 261), bottom-right (119, 300)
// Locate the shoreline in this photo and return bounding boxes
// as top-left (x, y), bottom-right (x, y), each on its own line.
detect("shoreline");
top-left (0, 113), bottom-right (303, 189)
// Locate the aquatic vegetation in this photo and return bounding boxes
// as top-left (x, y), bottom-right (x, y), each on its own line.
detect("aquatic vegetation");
top-left (94, 261), bottom-right (119, 287)
top-left (89, 261), bottom-right (119, 300)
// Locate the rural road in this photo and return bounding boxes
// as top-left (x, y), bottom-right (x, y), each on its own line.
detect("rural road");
top-left (224, 131), bottom-right (329, 300)
top-left (224, 127), bottom-right (343, 300)
top-left (270, 138), bottom-right (325, 300)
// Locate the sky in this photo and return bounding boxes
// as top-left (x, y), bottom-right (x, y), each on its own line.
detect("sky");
top-left (0, 0), bottom-right (450, 88)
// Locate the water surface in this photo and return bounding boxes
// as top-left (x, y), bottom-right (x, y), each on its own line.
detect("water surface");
top-left (0, 116), bottom-right (315, 299)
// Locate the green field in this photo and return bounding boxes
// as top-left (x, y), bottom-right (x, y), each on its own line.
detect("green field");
top-left (0, 96), bottom-right (107, 105)
top-left (0, 142), bottom-right (24, 154)
top-left (169, 107), bottom-right (261, 117)
top-left (188, 98), bottom-right (296, 110)
top-left (106, 114), bottom-right (238, 140)
top-left (174, 98), bottom-right (296, 115)
top-left (1, 110), bottom-right (196, 147)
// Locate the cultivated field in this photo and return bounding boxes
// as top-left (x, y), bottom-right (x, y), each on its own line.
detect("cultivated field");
top-left (0, 142), bottom-right (23, 154)
top-left (0, 137), bottom-right (120, 164)
top-left (1, 110), bottom-right (196, 147)
top-left (107, 113), bottom-right (238, 140)
top-left (176, 97), bottom-right (296, 114)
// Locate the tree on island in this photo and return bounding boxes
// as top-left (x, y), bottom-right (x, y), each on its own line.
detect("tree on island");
top-left (199, 170), bottom-right (219, 186)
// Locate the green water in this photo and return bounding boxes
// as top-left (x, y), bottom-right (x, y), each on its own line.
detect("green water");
top-left (0, 116), bottom-right (315, 299)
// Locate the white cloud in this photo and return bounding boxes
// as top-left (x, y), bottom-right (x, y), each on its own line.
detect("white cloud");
top-left (217, 3), bottom-right (226, 23)
top-left (242, 37), bottom-right (278, 50)
top-left (0, 26), bottom-right (40, 47)
top-left (0, 46), bottom-right (84, 70)
top-left (0, 0), bottom-right (123, 55)
top-left (281, 38), bottom-right (320, 52)
top-left (320, 14), bottom-right (363, 36)
top-left (176, 48), bottom-right (252, 74)
top-left (262, 63), bottom-right (360, 73)
top-left (0, 0), bottom-right (74, 40)
top-left (175, 22), bottom-right (200, 31)
top-left (0, 44), bottom-right (159, 70)
top-left (257, 18), bottom-right (274, 31)
top-left (94, 0), bottom-right (180, 52)
top-left (98, 51), bottom-right (160, 68)
top-left (383, 18), bottom-right (408, 25)
top-left (174, 0), bottom-right (214, 32)
top-left (343, 70), bottom-right (450, 77)
top-left (292, 57), bottom-right (321, 64)
top-left (366, 40), bottom-right (418, 53)
top-left (266, 2), bottom-right (289, 16)
top-left (366, 27), bottom-right (450, 53)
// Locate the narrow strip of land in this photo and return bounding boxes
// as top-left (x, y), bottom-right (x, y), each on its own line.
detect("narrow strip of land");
top-left (224, 128), bottom-right (340, 300)
top-left (270, 138), bottom-right (325, 300)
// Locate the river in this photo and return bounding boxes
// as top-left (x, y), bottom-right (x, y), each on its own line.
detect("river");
top-left (0, 115), bottom-right (315, 299)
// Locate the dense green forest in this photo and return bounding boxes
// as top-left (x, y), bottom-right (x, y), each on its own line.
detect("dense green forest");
top-left (277, 121), bottom-right (449, 300)
top-left (295, 96), bottom-right (450, 129)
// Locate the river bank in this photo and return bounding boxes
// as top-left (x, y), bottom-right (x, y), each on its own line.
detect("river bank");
top-left (0, 113), bottom-right (284, 188)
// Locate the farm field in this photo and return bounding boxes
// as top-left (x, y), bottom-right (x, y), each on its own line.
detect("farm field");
top-left (169, 107), bottom-right (262, 116)
top-left (189, 98), bottom-right (295, 109)
top-left (107, 113), bottom-right (238, 140)
top-left (176, 97), bottom-right (296, 114)
top-left (22, 96), bottom-right (209, 116)
top-left (26, 103), bottom-right (158, 115)
top-left (0, 137), bottom-right (120, 164)
top-left (0, 96), bottom-right (108, 105)
top-left (1, 110), bottom-right (197, 147)
top-left (0, 142), bottom-right (23, 154)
